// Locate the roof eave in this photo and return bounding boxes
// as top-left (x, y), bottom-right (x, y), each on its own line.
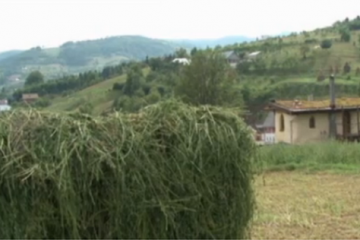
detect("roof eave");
top-left (267, 103), bottom-right (360, 114)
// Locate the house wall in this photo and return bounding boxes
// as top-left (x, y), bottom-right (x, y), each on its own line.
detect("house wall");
top-left (274, 110), bottom-right (360, 144)
top-left (291, 112), bottom-right (329, 144)
top-left (274, 111), bottom-right (296, 143)
top-left (262, 133), bottom-right (275, 144)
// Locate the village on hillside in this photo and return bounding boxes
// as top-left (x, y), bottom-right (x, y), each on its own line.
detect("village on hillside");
top-left (1, 7), bottom-right (360, 238)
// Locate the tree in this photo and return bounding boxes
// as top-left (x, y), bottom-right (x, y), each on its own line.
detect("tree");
top-left (356, 67), bottom-right (360, 76)
top-left (299, 44), bottom-right (310, 59)
top-left (339, 28), bottom-right (351, 42)
top-left (320, 39), bottom-right (332, 49)
top-left (343, 62), bottom-right (351, 74)
top-left (175, 51), bottom-right (243, 106)
top-left (123, 67), bottom-right (143, 96)
top-left (25, 71), bottom-right (44, 87)
top-left (190, 47), bottom-right (198, 56)
top-left (175, 48), bottom-right (188, 58)
top-left (236, 61), bottom-right (252, 75)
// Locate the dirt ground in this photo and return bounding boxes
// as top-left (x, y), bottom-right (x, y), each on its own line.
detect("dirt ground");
top-left (251, 172), bottom-right (360, 239)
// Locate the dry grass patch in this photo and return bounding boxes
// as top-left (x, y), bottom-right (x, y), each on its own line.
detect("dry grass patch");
top-left (252, 172), bottom-right (360, 239)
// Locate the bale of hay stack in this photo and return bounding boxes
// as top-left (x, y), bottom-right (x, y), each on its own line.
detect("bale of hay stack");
top-left (0, 100), bottom-right (256, 239)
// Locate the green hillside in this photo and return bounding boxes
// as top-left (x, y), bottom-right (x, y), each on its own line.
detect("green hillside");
top-left (0, 35), bottom-right (192, 85)
top-left (11, 17), bottom-right (360, 121)
top-left (47, 69), bottom-right (149, 115)
top-left (0, 50), bottom-right (23, 61)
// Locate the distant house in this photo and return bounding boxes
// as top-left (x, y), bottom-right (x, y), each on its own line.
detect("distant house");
top-left (222, 51), bottom-right (240, 67)
top-left (247, 51), bottom-right (261, 60)
top-left (236, 51), bottom-right (262, 66)
top-left (0, 105), bottom-right (11, 112)
top-left (267, 97), bottom-right (360, 144)
top-left (172, 58), bottom-right (190, 65)
top-left (22, 93), bottom-right (39, 103)
top-left (0, 99), bottom-right (8, 105)
top-left (0, 99), bottom-right (11, 112)
top-left (7, 74), bottom-right (21, 82)
top-left (256, 112), bottom-right (275, 144)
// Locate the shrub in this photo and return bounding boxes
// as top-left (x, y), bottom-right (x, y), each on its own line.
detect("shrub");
top-left (112, 82), bottom-right (124, 91)
top-left (0, 100), bottom-right (256, 238)
top-left (304, 38), bottom-right (318, 44)
top-left (321, 39), bottom-right (332, 49)
top-left (343, 62), bottom-right (351, 74)
top-left (78, 102), bottom-right (94, 114)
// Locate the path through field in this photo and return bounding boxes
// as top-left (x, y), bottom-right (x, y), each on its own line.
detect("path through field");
top-left (252, 172), bottom-right (360, 239)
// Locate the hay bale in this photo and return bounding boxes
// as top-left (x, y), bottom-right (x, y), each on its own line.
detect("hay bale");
top-left (0, 100), bottom-right (256, 239)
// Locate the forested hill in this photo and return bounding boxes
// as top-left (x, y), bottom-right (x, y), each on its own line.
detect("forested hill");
top-left (0, 35), bottom-right (192, 84)
top-left (0, 50), bottom-right (23, 61)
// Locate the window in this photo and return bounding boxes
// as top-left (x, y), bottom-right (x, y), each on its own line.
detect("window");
top-left (309, 116), bottom-right (315, 129)
top-left (279, 114), bottom-right (285, 132)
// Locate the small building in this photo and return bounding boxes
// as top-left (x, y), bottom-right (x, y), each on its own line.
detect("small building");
top-left (7, 74), bottom-right (21, 82)
top-left (267, 97), bottom-right (360, 144)
top-left (222, 51), bottom-right (240, 67)
top-left (0, 99), bottom-right (11, 112)
top-left (0, 99), bottom-right (8, 105)
top-left (247, 51), bottom-right (261, 60)
top-left (0, 105), bottom-right (11, 112)
top-left (256, 112), bottom-right (275, 144)
top-left (172, 58), bottom-right (190, 65)
top-left (22, 93), bottom-right (39, 103)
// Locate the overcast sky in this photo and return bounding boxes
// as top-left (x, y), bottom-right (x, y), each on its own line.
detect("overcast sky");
top-left (0, 0), bottom-right (359, 52)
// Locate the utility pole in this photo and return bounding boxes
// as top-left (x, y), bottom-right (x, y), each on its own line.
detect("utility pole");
top-left (329, 74), bottom-right (337, 139)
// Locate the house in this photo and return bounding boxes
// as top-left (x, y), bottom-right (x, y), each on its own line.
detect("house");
top-left (0, 99), bottom-right (11, 112)
top-left (256, 112), bottom-right (275, 144)
top-left (0, 105), bottom-right (11, 112)
top-left (22, 93), bottom-right (39, 103)
top-left (172, 58), bottom-right (190, 65)
top-left (267, 97), bottom-right (360, 144)
top-left (222, 51), bottom-right (240, 67)
top-left (0, 99), bottom-right (8, 105)
top-left (7, 74), bottom-right (21, 82)
top-left (247, 51), bottom-right (261, 60)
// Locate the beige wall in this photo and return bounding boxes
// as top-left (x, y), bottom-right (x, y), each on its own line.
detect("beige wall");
top-left (274, 111), bottom-right (296, 143)
top-left (290, 112), bottom-right (329, 144)
top-left (274, 110), bottom-right (360, 144)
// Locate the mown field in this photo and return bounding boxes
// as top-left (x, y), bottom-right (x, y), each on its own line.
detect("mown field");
top-left (253, 142), bottom-right (360, 239)
top-left (252, 172), bottom-right (360, 239)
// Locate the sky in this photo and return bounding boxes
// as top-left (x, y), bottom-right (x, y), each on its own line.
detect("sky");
top-left (0, 0), bottom-right (359, 52)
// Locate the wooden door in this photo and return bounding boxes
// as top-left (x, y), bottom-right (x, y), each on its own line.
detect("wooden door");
top-left (342, 111), bottom-right (351, 137)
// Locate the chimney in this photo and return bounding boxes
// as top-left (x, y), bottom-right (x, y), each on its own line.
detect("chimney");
top-left (329, 74), bottom-right (337, 139)
top-left (329, 74), bottom-right (336, 109)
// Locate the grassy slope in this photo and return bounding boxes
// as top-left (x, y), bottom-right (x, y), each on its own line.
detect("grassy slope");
top-left (235, 29), bottom-right (360, 100)
top-left (46, 28), bottom-right (360, 111)
top-left (258, 30), bottom-right (360, 71)
top-left (47, 68), bottom-right (150, 115)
